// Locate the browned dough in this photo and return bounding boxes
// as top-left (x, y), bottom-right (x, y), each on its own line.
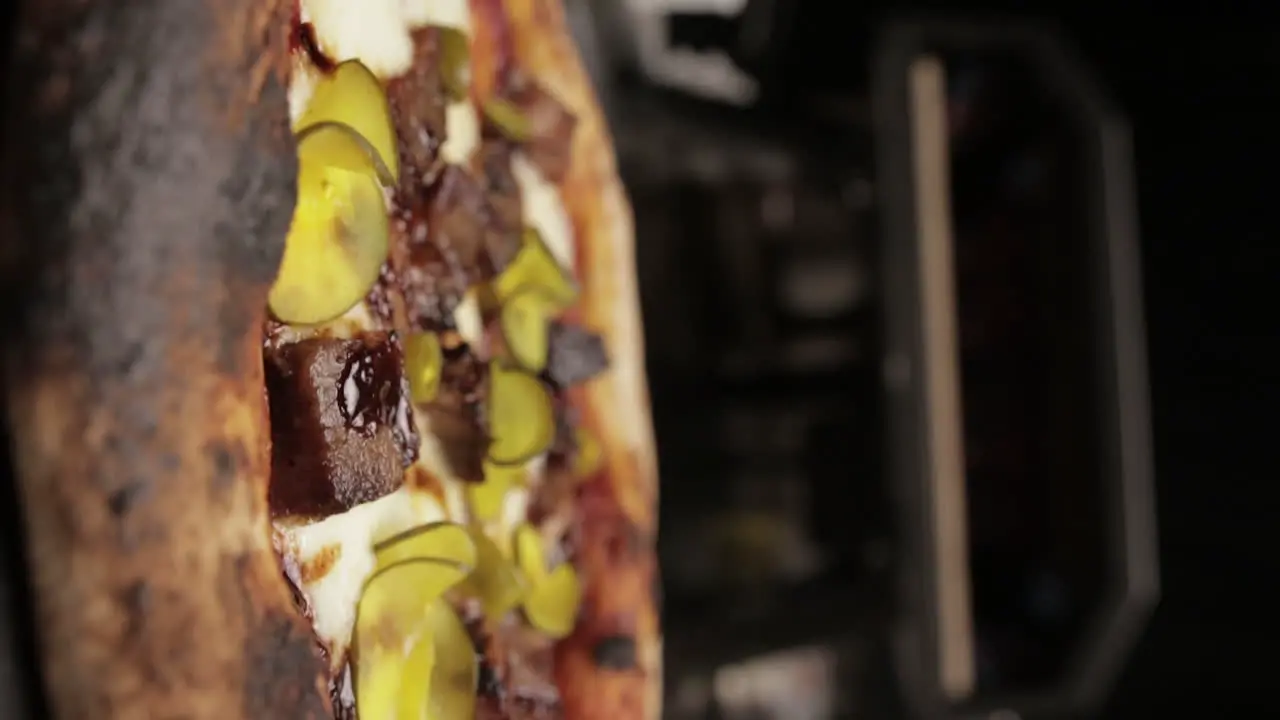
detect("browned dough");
top-left (2, 0), bottom-right (330, 717)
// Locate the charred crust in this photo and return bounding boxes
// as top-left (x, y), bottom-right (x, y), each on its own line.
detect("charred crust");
top-left (591, 634), bottom-right (638, 671)
top-left (3, 1), bottom-right (325, 716)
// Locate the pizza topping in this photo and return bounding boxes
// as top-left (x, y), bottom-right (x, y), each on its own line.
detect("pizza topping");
top-left (478, 141), bottom-right (524, 240)
top-left (404, 331), bottom-right (444, 402)
top-left (373, 521), bottom-right (478, 572)
top-left (459, 526), bottom-right (528, 621)
top-left (572, 426), bottom-right (605, 479)
top-left (514, 524), bottom-right (581, 638)
top-left (353, 560), bottom-right (476, 719)
top-left (294, 60), bottom-right (399, 185)
top-left (437, 26), bottom-right (473, 102)
top-left (385, 27), bottom-right (449, 193)
top-left (487, 363), bottom-right (555, 466)
top-left (592, 634), bottom-right (639, 671)
top-left (482, 97), bottom-right (534, 143)
top-left (470, 461), bottom-right (528, 522)
top-left (500, 287), bottom-right (563, 372)
top-left (266, 334), bottom-right (417, 519)
top-left (493, 228), bottom-right (578, 308)
top-left (420, 164), bottom-right (504, 284)
top-left (544, 321), bottom-right (610, 388)
top-left (269, 122), bottom-right (391, 326)
top-left (500, 76), bottom-right (578, 183)
top-left (420, 346), bottom-right (490, 482)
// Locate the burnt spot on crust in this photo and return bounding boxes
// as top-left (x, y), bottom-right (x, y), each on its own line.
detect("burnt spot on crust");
top-left (120, 580), bottom-right (152, 639)
top-left (224, 554), bottom-right (331, 720)
top-left (205, 438), bottom-right (248, 496)
top-left (106, 480), bottom-right (150, 518)
top-left (591, 634), bottom-right (638, 671)
top-left (242, 609), bottom-right (333, 719)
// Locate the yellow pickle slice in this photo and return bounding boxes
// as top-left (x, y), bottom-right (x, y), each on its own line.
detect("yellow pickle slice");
top-left (268, 122), bottom-right (390, 326)
top-left (514, 524), bottom-right (581, 638)
top-left (295, 59), bottom-right (399, 185)
top-left (486, 362), bottom-right (555, 466)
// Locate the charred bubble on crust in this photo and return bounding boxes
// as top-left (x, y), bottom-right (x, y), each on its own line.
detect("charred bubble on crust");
top-left (421, 344), bottom-right (490, 482)
top-left (265, 334), bottom-right (416, 517)
top-left (386, 27), bottom-right (449, 194)
top-left (592, 634), bottom-right (639, 671)
top-left (544, 322), bottom-right (609, 389)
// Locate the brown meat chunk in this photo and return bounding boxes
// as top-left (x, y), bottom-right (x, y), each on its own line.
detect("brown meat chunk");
top-left (477, 139), bottom-right (524, 271)
top-left (503, 74), bottom-right (578, 183)
top-left (386, 27), bottom-right (449, 194)
top-left (464, 604), bottom-right (564, 720)
top-left (421, 345), bottom-right (490, 482)
top-left (393, 198), bottom-right (467, 332)
top-left (544, 322), bottom-right (609, 388)
top-left (265, 333), bottom-right (418, 518)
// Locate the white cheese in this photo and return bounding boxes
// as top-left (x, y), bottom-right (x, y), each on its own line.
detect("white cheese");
top-left (440, 101), bottom-right (481, 166)
top-left (453, 290), bottom-right (485, 346)
top-left (304, 0), bottom-right (416, 79)
top-left (302, 0), bottom-right (471, 82)
top-left (279, 486), bottom-right (447, 669)
top-left (511, 153), bottom-right (576, 272)
top-left (400, 0), bottom-right (472, 33)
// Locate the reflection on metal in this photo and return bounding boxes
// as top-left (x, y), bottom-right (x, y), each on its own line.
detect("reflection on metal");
top-left (908, 55), bottom-right (976, 701)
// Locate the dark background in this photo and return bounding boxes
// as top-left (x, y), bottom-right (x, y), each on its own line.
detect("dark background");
top-left (1083, 23), bottom-right (1279, 717)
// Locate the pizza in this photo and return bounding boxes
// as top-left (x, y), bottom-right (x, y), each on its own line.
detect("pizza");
top-left (1, 0), bottom-right (659, 718)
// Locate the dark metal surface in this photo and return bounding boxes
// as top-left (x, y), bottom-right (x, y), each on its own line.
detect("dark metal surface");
top-left (875, 20), bottom-right (1156, 720)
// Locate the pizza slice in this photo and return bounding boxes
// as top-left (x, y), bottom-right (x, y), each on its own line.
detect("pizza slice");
top-left (2, 0), bottom-right (658, 718)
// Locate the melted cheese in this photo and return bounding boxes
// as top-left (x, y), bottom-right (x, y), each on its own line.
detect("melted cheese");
top-left (511, 153), bottom-right (576, 271)
top-left (440, 101), bottom-right (481, 165)
top-left (279, 485), bottom-right (447, 669)
top-left (279, 0), bottom-right (585, 678)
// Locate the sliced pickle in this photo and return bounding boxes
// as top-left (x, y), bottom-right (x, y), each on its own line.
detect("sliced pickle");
top-left (423, 600), bottom-right (479, 720)
top-left (268, 123), bottom-right (390, 326)
top-left (524, 565), bottom-right (581, 639)
top-left (514, 524), bottom-right (581, 639)
top-left (355, 560), bottom-right (465, 720)
top-left (405, 332), bottom-right (444, 403)
top-left (437, 26), bottom-right (472, 102)
top-left (493, 228), bottom-right (578, 308)
top-left (573, 426), bottom-right (604, 478)
top-left (482, 97), bottom-right (532, 142)
top-left (397, 635), bottom-right (437, 720)
top-left (374, 522), bottom-right (478, 573)
top-left (500, 287), bottom-right (560, 372)
top-left (295, 60), bottom-right (399, 184)
top-left (469, 461), bottom-right (526, 521)
top-left (487, 362), bottom-right (556, 466)
top-left (460, 527), bottom-right (528, 620)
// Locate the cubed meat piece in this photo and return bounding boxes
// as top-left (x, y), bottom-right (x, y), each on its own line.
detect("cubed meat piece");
top-left (544, 322), bottom-right (609, 388)
top-left (265, 333), bottom-right (419, 519)
top-left (421, 345), bottom-right (490, 482)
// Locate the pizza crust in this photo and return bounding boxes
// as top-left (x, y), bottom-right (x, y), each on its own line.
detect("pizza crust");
top-left (494, 1), bottom-right (662, 718)
top-left (3, 1), bottom-right (331, 717)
